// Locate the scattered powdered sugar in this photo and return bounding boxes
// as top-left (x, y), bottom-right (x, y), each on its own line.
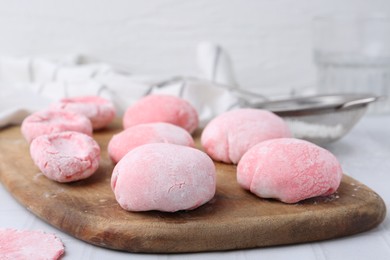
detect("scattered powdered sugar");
top-left (286, 120), bottom-right (344, 139)
top-left (348, 182), bottom-right (364, 197)
top-left (43, 188), bottom-right (65, 199)
top-left (33, 172), bottom-right (44, 181)
top-left (324, 193), bottom-right (340, 202)
top-left (298, 192), bottom-right (341, 205)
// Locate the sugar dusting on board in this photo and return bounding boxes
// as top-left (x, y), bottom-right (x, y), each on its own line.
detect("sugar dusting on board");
top-left (349, 182), bottom-right (366, 197)
top-left (298, 192), bottom-right (341, 205)
top-left (33, 172), bottom-right (44, 181)
top-left (43, 188), bottom-right (65, 199)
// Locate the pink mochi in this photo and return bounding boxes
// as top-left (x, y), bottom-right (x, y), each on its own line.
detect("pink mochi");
top-left (201, 108), bottom-right (291, 164)
top-left (237, 138), bottom-right (343, 203)
top-left (0, 229), bottom-right (64, 260)
top-left (30, 131), bottom-right (101, 183)
top-left (108, 122), bottom-right (195, 163)
top-left (123, 95), bottom-right (199, 133)
top-left (111, 143), bottom-right (216, 212)
top-left (51, 95), bottom-right (116, 130)
top-left (21, 109), bottom-right (93, 143)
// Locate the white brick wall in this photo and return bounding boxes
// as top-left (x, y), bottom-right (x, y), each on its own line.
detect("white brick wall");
top-left (0, 0), bottom-right (389, 96)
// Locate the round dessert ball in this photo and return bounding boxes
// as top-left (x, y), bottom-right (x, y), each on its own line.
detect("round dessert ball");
top-left (21, 109), bottom-right (93, 143)
top-left (108, 122), bottom-right (195, 164)
top-left (122, 95), bottom-right (199, 134)
top-left (50, 95), bottom-right (116, 130)
top-left (30, 131), bottom-right (100, 183)
top-left (111, 143), bottom-right (216, 212)
top-left (201, 108), bottom-right (291, 164)
top-left (237, 138), bottom-right (343, 203)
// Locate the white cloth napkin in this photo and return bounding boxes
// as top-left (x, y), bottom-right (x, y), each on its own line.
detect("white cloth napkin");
top-left (0, 42), bottom-right (248, 129)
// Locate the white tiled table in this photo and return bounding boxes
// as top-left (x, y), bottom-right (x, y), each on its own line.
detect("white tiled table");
top-left (1, 115), bottom-right (390, 260)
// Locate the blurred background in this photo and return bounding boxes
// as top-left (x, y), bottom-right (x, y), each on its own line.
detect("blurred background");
top-left (0, 0), bottom-right (389, 97)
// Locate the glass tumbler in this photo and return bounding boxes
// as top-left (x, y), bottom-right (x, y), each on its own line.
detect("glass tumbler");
top-left (312, 14), bottom-right (390, 114)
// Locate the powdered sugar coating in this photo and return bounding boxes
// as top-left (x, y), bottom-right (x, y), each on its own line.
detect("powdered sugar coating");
top-left (30, 131), bottom-right (100, 183)
top-left (123, 95), bottom-right (199, 133)
top-left (108, 122), bottom-right (195, 163)
top-left (21, 109), bottom-right (93, 143)
top-left (111, 143), bottom-right (216, 212)
top-left (237, 138), bottom-right (343, 203)
top-left (201, 108), bottom-right (291, 164)
top-left (0, 228), bottom-right (64, 260)
top-left (51, 95), bottom-right (116, 129)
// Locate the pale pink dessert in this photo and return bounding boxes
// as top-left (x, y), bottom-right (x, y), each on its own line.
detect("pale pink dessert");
top-left (201, 108), bottom-right (291, 164)
top-left (237, 138), bottom-right (343, 203)
top-left (111, 143), bottom-right (216, 212)
top-left (0, 228), bottom-right (64, 260)
top-left (51, 95), bottom-right (116, 130)
top-left (123, 95), bottom-right (199, 134)
top-left (21, 109), bottom-right (93, 143)
top-left (30, 131), bottom-right (100, 183)
top-left (108, 122), bottom-right (195, 164)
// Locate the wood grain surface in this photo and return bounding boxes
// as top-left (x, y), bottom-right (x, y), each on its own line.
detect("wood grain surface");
top-left (0, 121), bottom-right (386, 253)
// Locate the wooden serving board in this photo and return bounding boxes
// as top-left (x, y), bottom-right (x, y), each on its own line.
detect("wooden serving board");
top-left (0, 122), bottom-right (386, 253)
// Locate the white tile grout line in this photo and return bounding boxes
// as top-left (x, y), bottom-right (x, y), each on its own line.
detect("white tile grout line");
top-left (311, 242), bottom-right (328, 260)
top-left (380, 232), bottom-right (390, 251)
top-left (379, 214), bottom-right (390, 251)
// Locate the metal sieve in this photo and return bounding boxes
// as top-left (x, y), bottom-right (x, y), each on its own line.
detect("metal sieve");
top-left (245, 94), bottom-right (379, 146)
